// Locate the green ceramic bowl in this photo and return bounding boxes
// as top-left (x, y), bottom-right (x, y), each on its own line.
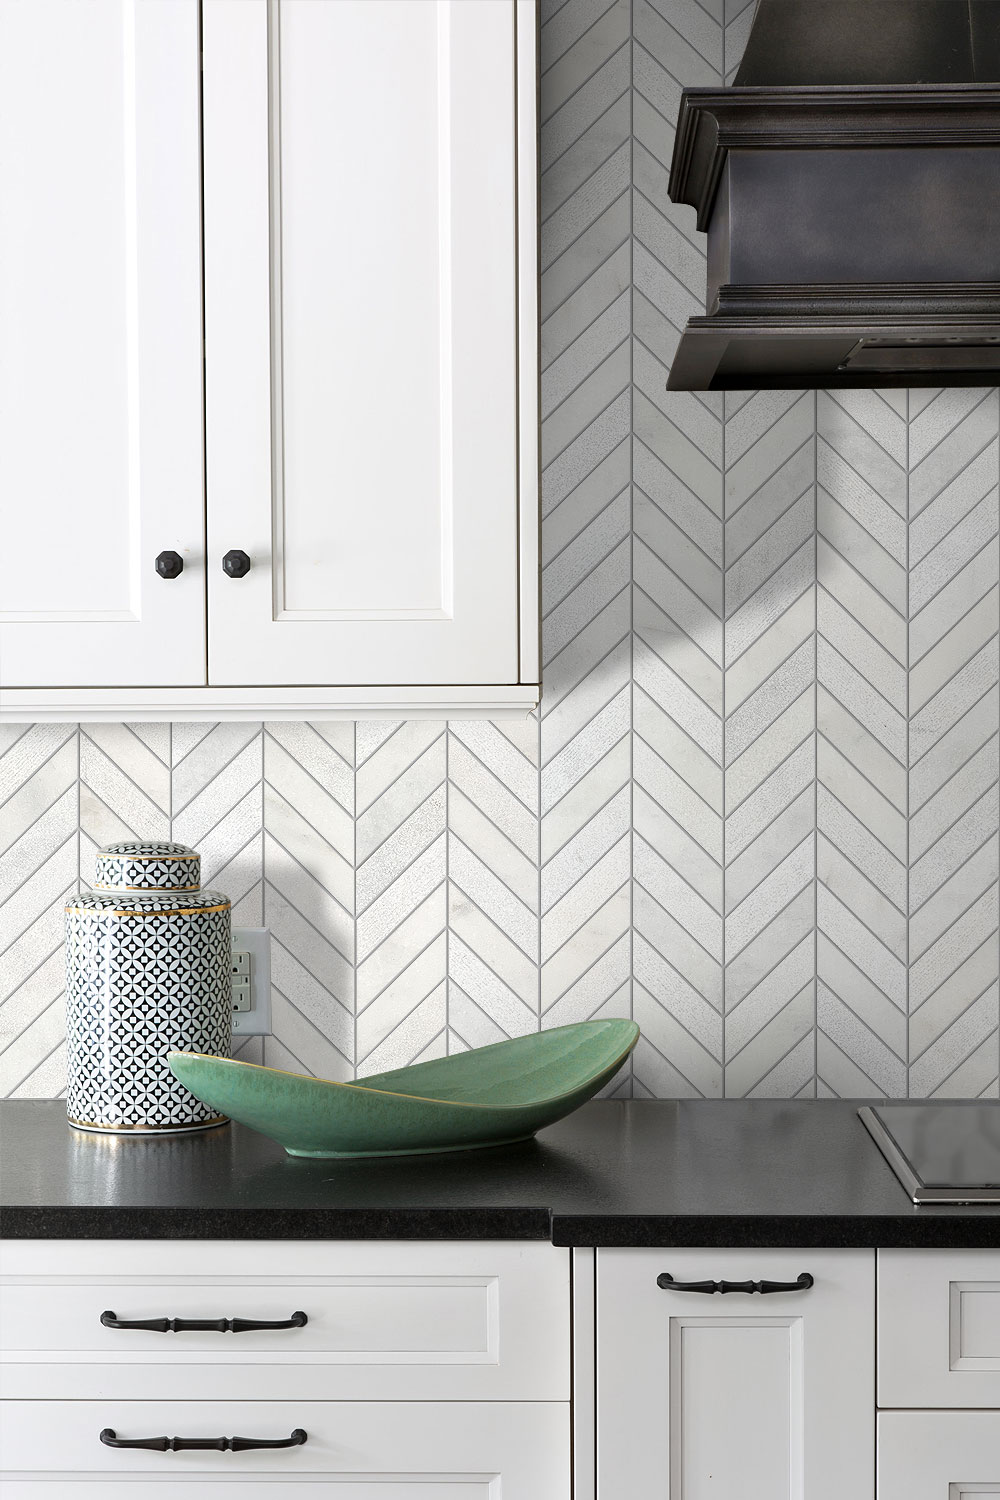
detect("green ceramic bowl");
top-left (168, 1019), bottom-right (639, 1158)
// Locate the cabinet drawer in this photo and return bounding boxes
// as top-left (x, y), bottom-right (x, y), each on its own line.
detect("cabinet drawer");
top-left (878, 1250), bottom-right (1000, 1408)
top-left (0, 1240), bottom-right (569, 1401)
top-left (878, 1411), bottom-right (1000, 1499)
top-left (597, 1248), bottom-right (875, 1500)
top-left (0, 1400), bottom-right (569, 1498)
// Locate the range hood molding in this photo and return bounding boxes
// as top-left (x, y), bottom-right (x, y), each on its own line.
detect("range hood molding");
top-left (671, 86), bottom-right (1000, 234)
top-left (667, 1), bottom-right (1000, 391)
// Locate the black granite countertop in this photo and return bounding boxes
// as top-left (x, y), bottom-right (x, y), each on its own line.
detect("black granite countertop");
top-left (2, 1098), bottom-right (998, 1247)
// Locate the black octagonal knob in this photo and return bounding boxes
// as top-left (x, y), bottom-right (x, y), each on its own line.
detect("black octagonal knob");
top-left (222, 549), bottom-right (251, 579)
top-left (155, 550), bottom-right (184, 580)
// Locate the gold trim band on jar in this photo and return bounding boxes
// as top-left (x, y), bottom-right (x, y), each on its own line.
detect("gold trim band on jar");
top-left (65, 902), bottom-right (231, 918)
top-left (68, 1114), bottom-right (228, 1134)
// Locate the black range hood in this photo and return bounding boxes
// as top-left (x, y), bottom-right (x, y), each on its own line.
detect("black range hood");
top-left (667, 0), bottom-right (1000, 389)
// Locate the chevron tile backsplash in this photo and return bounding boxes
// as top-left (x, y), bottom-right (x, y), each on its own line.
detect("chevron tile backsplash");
top-left (2, 0), bottom-right (999, 1101)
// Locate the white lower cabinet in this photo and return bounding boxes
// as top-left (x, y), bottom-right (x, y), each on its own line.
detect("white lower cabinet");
top-left (596, 1248), bottom-right (876, 1500)
top-left (5, 1239), bottom-right (999, 1497)
top-left (0, 1240), bottom-right (570, 1499)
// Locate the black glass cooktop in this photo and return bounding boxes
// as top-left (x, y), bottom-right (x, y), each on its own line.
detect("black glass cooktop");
top-left (859, 1102), bottom-right (1000, 1204)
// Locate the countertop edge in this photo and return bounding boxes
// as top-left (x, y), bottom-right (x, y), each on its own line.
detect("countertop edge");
top-left (0, 1207), bottom-right (555, 1241)
top-left (5, 1206), bottom-right (998, 1249)
top-left (550, 1214), bottom-right (1000, 1248)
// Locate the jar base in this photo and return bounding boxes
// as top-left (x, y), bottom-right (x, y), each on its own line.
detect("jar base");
top-left (67, 1114), bottom-right (228, 1135)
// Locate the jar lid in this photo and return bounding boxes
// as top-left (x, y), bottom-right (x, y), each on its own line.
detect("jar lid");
top-left (92, 841), bottom-right (201, 892)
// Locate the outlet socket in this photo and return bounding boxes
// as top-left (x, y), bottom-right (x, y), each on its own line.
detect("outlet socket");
top-left (230, 927), bottom-right (271, 1036)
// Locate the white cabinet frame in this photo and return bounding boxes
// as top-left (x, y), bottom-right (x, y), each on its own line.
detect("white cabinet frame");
top-left (0, 0), bottom-right (539, 723)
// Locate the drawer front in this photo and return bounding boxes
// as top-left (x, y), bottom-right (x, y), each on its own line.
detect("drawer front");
top-left (598, 1248), bottom-right (875, 1500)
top-left (878, 1411), bottom-right (1000, 1500)
top-left (0, 1400), bottom-right (569, 1498)
top-left (0, 1240), bottom-right (569, 1401)
top-left (879, 1250), bottom-right (1000, 1408)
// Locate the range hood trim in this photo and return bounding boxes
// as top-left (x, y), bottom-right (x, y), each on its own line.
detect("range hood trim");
top-left (672, 85), bottom-right (1000, 232)
top-left (668, 315), bottom-right (1000, 391)
top-left (667, 0), bottom-right (1000, 390)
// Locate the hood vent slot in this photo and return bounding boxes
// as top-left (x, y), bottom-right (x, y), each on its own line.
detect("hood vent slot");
top-left (667, 0), bottom-right (1000, 390)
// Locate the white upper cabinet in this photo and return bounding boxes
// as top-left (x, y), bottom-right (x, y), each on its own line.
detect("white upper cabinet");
top-left (0, 0), bottom-right (205, 690)
top-left (0, 0), bottom-right (538, 721)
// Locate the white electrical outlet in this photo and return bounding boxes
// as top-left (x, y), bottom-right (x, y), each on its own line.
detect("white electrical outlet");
top-left (230, 928), bottom-right (271, 1036)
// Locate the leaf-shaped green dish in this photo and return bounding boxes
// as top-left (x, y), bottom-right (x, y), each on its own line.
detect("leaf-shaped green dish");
top-left (168, 1019), bottom-right (639, 1158)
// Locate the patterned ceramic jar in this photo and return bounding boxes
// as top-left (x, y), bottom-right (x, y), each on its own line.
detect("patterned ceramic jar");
top-left (65, 841), bottom-right (231, 1134)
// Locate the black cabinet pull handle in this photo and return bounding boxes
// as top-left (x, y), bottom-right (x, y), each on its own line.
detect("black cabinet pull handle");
top-left (100, 1309), bottom-right (307, 1333)
top-left (656, 1272), bottom-right (814, 1295)
top-left (100, 1428), bottom-right (307, 1453)
top-left (155, 550), bottom-right (184, 580)
top-left (222, 549), bottom-right (251, 578)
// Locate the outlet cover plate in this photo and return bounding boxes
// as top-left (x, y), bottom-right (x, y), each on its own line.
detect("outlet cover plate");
top-left (231, 927), bottom-right (271, 1036)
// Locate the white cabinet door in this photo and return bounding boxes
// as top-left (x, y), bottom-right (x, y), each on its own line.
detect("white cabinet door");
top-left (597, 1248), bottom-right (875, 1500)
top-left (878, 1412), bottom-right (1000, 1500)
top-left (879, 1249), bottom-right (1000, 1408)
top-left (202, 0), bottom-right (535, 691)
top-left (0, 1401), bottom-right (569, 1500)
top-left (0, 0), bottom-right (205, 689)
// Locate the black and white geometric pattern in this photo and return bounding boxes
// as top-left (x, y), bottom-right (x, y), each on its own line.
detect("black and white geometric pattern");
top-left (68, 889), bottom-right (227, 915)
top-left (93, 840), bottom-right (201, 892)
top-left (65, 905), bottom-right (231, 1131)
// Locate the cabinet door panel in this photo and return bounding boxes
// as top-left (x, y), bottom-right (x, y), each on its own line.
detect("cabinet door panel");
top-left (597, 1248), bottom-right (875, 1500)
top-left (0, 1401), bottom-right (569, 1499)
top-left (203, 0), bottom-right (523, 687)
top-left (1, 1238), bottom-right (569, 1402)
top-left (878, 1412), bottom-right (1000, 1500)
top-left (0, 0), bottom-right (205, 688)
top-left (879, 1249), bottom-right (1000, 1408)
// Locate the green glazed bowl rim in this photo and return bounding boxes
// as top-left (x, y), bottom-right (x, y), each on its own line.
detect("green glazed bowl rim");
top-left (169, 1018), bottom-right (639, 1113)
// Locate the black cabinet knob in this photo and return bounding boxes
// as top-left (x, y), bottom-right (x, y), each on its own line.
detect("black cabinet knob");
top-left (222, 549), bottom-right (251, 578)
top-left (155, 550), bottom-right (184, 580)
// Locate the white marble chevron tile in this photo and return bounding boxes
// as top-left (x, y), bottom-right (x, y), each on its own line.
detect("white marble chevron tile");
top-left (0, 725), bottom-right (78, 1097)
top-left (725, 392), bottom-right (816, 1098)
top-left (171, 723), bottom-right (263, 923)
top-left (817, 390), bottom-right (908, 1098)
top-left (630, 0), bottom-right (723, 1098)
top-left (80, 723), bottom-right (170, 881)
top-left (355, 721), bottom-right (447, 1074)
top-left (540, 0), bottom-right (633, 1094)
top-left (907, 389), bottom-right (1000, 1098)
top-left (447, 720), bottom-right (539, 1053)
top-left (263, 721), bottom-right (354, 1079)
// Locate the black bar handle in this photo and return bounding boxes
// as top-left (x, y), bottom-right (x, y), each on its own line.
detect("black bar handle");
top-left (100, 1310), bottom-right (307, 1334)
top-left (657, 1272), bottom-right (814, 1295)
top-left (100, 1428), bottom-right (307, 1453)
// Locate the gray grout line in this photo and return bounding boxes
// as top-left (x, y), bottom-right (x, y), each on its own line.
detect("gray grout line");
top-left (906, 387), bottom-right (911, 1099)
top-left (629, 0), bottom-right (635, 1094)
